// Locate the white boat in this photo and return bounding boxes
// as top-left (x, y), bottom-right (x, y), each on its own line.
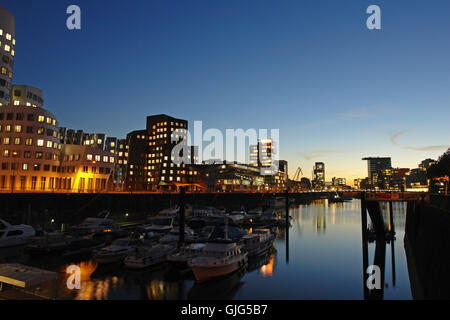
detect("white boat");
top-left (93, 237), bottom-right (146, 264)
top-left (124, 244), bottom-right (176, 269)
top-left (70, 213), bottom-right (119, 236)
top-left (167, 243), bottom-right (206, 267)
top-left (0, 220), bottom-right (36, 248)
top-left (188, 242), bottom-right (248, 282)
top-left (242, 228), bottom-right (274, 256)
top-left (146, 217), bottom-right (174, 233)
top-left (159, 226), bottom-right (195, 244)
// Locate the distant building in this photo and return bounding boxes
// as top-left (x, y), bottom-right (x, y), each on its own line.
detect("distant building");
top-left (332, 177), bottom-right (346, 187)
top-left (419, 158), bottom-right (436, 170)
top-left (362, 157), bottom-right (392, 189)
top-left (313, 162), bottom-right (325, 190)
top-left (379, 168), bottom-right (410, 190)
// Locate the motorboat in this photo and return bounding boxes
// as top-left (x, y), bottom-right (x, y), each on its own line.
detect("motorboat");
top-left (242, 228), bottom-right (274, 257)
top-left (93, 236), bottom-right (147, 264)
top-left (62, 233), bottom-right (107, 260)
top-left (145, 217), bottom-right (174, 234)
top-left (158, 226), bottom-right (195, 244)
top-left (167, 243), bottom-right (206, 268)
top-left (26, 230), bottom-right (78, 253)
top-left (70, 211), bottom-right (123, 236)
top-left (124, 244), bottom-right (176, 269)
top-left (0, 219), bottom-right (36, 248)
top-left (188, 241), bottom-right (248, 282)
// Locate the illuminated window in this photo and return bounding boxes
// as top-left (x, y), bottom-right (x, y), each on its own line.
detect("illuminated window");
top-left (4, 44), bottom-right (10, 52)
top-left (95, 155), bottom-right (100, 162)
top-left (25, 138), bottom-right (32, 146)
top-left (38, 115), bottom-right (45, 122)
top-left (14, 125), bottom-right (22, 133)
top-left (23, 164), bottom-right (28, 171)
top-left (47, 141), bottom-right (52, 148)
top-left (46, 117), bottom-right (52, 124)
top-left (103, 156), bottom-right (108, 162)
top-left (87, 154), bottom-right (93, 161)
top-left (14, 100), bottom-right (19, 106)
top-left (11, 50), bottom-right (14, 57)
top-left (12, 39), bottom-right (15, 45)
top-left (6, 34), bottom-right (11, 41)
top-left (14, 138), bottom-right (20, 145)
top-left (3, 137), bottom-right (10, 145)
top-left (37, 139), bottom-right (44, 146)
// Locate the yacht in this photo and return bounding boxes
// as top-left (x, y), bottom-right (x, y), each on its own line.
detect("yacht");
top-left (167, 243), bottom-right (206, 268)
top-left (0, 219), bottom-right (36, 248)
top-left (188, 241), bottom-right (248, 282)
top-left (70, 212), bottom-right (122, 236)
top-left (93, 236), bottom-right (147, 264)
top-left (145, 217), bottom-right (174, 234)
top-left (124, 244), bottom-right (176, 269)
top-left (242, 228), bottom-right (274, 257)
top-left (159, 226), bottom-right (195, 244)
top-left (26, 230), bottom-right (78, 253)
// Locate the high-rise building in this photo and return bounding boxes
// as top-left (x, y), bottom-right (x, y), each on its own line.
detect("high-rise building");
top-left (0, 5), bottom-right (15, 106)
top-left (362, 157), bottom-right (392, 188)
top-left (125, 130), bottom-right (147, 191)
top-left (313, 162), bottom-right (325, 189)
top-left (146, 114), bottom-right (189, 190)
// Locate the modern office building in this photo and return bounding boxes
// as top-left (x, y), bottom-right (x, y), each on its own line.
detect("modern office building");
top-left (313, 162), bottom-right (325, 190)
top-left (124, 130), bottom-right (147, 191)
top-left (0, 5), bottom-right (15, 106)
top-left (362, 157), bottom-right (392, 188)
top-left (10, 85), bottom-right (44, 108)
top-left (146, 114), bottom-right (189, 191)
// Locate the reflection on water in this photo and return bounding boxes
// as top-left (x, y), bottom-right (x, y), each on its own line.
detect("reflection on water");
top-left (0, 199), bottom-right (412, 300)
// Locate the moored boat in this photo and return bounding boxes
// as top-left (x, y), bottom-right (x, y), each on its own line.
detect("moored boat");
top-left (167, 243), bottom-right (206, 268)
top-left (0, 219), bottom-right (36, 248)
top-left (188, 241), bottom-right (248, 282)
top-left (242, 228), bottom-right (274, 257)
top-left (124, 244), bottom-right (176, 269)
top-left (93, 236), bottom-right (147, 264)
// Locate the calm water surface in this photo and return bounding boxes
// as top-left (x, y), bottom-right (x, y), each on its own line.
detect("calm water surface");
top-left (1, 199), bottom-right (412, 300)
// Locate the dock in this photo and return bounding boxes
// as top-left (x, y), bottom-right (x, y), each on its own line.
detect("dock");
top-left (0, 263), bottom-right (58, 300)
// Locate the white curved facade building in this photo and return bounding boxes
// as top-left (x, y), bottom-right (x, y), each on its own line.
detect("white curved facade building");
top-left (0, 104), bottom-right (61, 191)
top-left (0, 5), bottom-right (15, 106)
top-left (10, 85), bottom-right (44, 108)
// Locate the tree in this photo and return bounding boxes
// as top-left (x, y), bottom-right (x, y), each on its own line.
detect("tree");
top-left (427, 148), bottom-right (450, 179)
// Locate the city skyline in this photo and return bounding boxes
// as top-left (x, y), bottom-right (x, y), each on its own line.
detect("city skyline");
top-left (2, 0), bottom-right (449, 183)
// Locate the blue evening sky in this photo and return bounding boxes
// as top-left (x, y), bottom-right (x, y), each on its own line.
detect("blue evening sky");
top-left (2, 0), bottom-right (449, 182)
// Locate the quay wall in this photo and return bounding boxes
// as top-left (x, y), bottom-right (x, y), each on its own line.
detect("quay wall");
top-left (0, 192), bottom-right (331, 226)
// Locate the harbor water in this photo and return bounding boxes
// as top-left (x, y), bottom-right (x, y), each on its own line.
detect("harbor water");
top-left (0, 199), bottom-right (412, 300)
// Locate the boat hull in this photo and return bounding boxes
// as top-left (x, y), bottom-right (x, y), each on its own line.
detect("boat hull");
top-left (190, 256), bottom-right (247, 282)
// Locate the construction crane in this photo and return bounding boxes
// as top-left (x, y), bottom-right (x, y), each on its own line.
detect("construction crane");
top-left (292, 167), bottom-right (303, 181)
top-left (288, 167), bottom-right (303, 192)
